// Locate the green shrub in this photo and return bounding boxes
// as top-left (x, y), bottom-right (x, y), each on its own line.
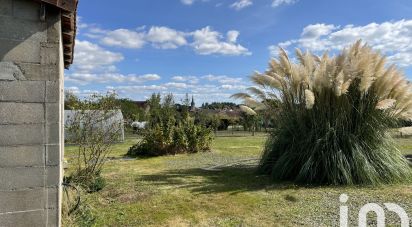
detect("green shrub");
top-left (65, 93), bottom-right (120, 191)
top-left (234, 41), bottom-right (412, 185)
top-left (65, 172), bottom-right (106, 193)
top-left (128, 117), bottom-right (213, 156)
top-left (85, 174), bottom-right (106, 193)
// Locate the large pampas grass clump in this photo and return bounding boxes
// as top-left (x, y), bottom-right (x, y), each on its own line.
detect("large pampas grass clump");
top-left (233, 41), bottom-right (412, 185)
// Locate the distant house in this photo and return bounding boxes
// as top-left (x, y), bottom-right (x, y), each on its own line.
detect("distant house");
top-left (64, 110), bottom-right (125, 142)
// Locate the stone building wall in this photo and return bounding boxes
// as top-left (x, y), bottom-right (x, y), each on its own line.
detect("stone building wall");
top-left (0, 0), bottom-right (63, 226)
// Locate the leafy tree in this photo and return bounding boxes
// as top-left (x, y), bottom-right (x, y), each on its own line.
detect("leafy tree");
top-left (116, 98), bottom-right (146, 122)
top-left (64, 90), bottom-right (80, 110)
top-left (201, 102), bottom-right (238, 110)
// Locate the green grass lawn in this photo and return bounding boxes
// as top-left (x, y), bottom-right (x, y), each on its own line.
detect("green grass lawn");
top-left (397, 137), bottom-right (412, 156)
top-left (64, 134), bottom-right (412, 226)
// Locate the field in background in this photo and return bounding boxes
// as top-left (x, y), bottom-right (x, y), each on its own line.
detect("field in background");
top-left (64, 132), bottom-right (412, 226)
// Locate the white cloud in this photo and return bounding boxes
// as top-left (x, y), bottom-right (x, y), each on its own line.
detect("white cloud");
top-left (81, 23), bottom-right (251, 56)
top-left (301, 24), bottom-right (337, 39)
top-left (146, 26), bottom-right (187, 49)
top-left (138, 74), bottom-right (161, 81)
top-left (270, 19), bottom-right (412, 67)
top-left (100, 74), bottom-right (250, 102)
top-left (114, 85), bottom-right (168, 93)
top-left (181, 0), bottom-right (194, 5)
top-left (272, 0), bottom-right (298, 8)
top-left (221, 84), bottom-right (247, 90)
top-left (64, 86), bottom-right (104, 97)
top-left (230, 0), bottom-right (253, 10)
top-left (192, 26), bottom-right (251, 56)
top-left (227, 30), bottom-right (240, 43)
top-left (202, 74), bottom-right (244, 84)
top-left (269, 40), bottom-right (294, 55)
top-left (76, 17), bottom-right (89, 33)
top-left (172, 76), bottom-right (186, 81)
top-left (66, 73), bottom-right (161, 85)
top-left (72, 40), bottom-right (124, 73)
top-left (100, 29), bottom-right (146, 49)
top-left (164, 82), bottom-right (190, 89)
top-left (65, 86), bottom-right (80, 94)
top-left (172, 76), bottom-right (199, 84)
top-left (180, 0), bottom-right (209, 5)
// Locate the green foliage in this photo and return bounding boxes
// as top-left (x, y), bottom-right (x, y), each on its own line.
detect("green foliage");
top-left (117, 98), bottom-right (146, 122)
top-left (66, 201), bottom-right (97, 227)
top-left (201, 102), bottom-right (238, 110)
top-left (147, 93), bottom-right (176, 128)
top-left (128, 93), bottom-right (213, 156)
top-left (128, 117), bottom-right (213, 156)
top-left (65, 172), bottom-right (106, 193)
top-left (64, 90), bottom-right (81, 110)
top-left (66, 93), bottom-right (121, 190)
top-left (195, 111), bottom-right (221, 131)
top-left (85, 174), bottom-right (106, 193)
top-left (235, 41), bottom-right (412, 185)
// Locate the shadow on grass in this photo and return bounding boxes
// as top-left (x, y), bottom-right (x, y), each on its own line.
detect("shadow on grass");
top-left (137, 165), bottom-right (299, 195)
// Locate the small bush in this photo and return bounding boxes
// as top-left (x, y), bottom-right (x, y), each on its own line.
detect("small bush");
top-left (65, 172), bottom-right (106, 193)
top-left (234, 41), bottom-right (412, 185)
top-left (85, 174), bottom-right (106, 193)
top-left (128, 117), bottom-right (213, 156)
top-left (65, 93), bottom-right (120, 191)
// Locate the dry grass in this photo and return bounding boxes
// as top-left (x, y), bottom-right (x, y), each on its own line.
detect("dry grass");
top-left (63, 134), bottom-right (412, 226)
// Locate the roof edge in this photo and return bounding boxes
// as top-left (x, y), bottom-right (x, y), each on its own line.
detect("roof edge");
top-left (38, 0), bottom-right (77, 12)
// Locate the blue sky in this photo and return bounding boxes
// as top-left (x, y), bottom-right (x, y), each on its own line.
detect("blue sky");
top-left (66, 0), bottom-right (412, 105)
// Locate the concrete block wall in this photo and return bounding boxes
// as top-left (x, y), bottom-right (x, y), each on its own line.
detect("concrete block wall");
top-left (0, 0), bottom-right (63, 226)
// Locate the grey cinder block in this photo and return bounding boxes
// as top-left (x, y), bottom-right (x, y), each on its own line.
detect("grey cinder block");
top-left (0, 38), bottom-right (41, 63)
top-left (0, 167), bottom-right (45, 190)
top-left (0, 0), bottom-right (65, 224)
top-left (46, 123), bottom-right (60, 144)
top-left (47, 207), bottom-right (58, 227)
top-left (0, 81), bottom-right (45, 103)
top-left (0, 0), bottom-right (12, 16)
top-left (46, 166), bottom-right (60, 187)
top-left (46, 81), bottom-right (60, 103)
top-left (46, 187), bottom-right (58, 209)
top-left (12, 0), bottom-right (41, 21)
top-left (0, 102), bottom-right (44, 124)
top-left (0, 16), bottom-right (46, 41)
top-left (46, 144), bottom-right (60, 166)
top-left (46, 8), bottom-right (61, 43)
top-left (16, 63), bottom-right (42, 80)
top-left (17, 63), bottom-right (60, 81)
top-left (0, 210), bottom-right (46, 227)
top-left (42, 65), bottom-right (60, 81)
top-left (46, 103), bottom-right (60, 123)
top-left (0, 62), bottom-right (25, 81)
top-left (0, 124), bottom-right (45, 146)
top-left (41, 43), bottom-right (60, 66)
top-left (0, 145), bottom-right (44, 167)
top-left (0, 188), bottom-right (46, 213)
